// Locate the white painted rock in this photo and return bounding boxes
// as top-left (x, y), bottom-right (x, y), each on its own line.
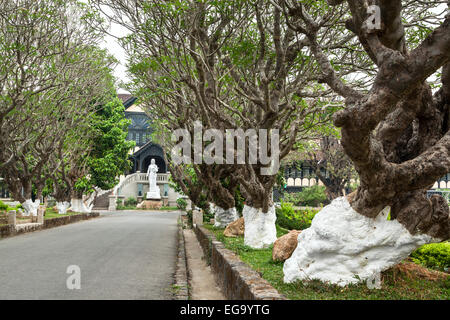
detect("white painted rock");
top-left (213, 205), bottom-right (239, 228)
top-left (243, 205), bottom-right (277, 249)
top-left (21, 199), bottom-right (40, 216)
top-left (283, 197), bottom-right (438, 287)
top-left (56, 201), bottom-right (71, 214)
top-left (70, 198), bottom-right (92, 213)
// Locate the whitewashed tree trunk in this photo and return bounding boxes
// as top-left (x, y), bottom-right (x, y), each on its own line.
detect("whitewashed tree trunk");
top-left (70, 198), bottom-right (92, 213)
top-left (56, 201), bottom-right (71, 214)
top-left (21, 199), bottom-right (40, 216)
top-left (283, 197), bottom-right (440, 287)
top-left (212, 205), bottom-right (239, 228)
top-left (243, 205), bottom-right (277, 249)
top-left (84, 191), bottom-right (97, 210)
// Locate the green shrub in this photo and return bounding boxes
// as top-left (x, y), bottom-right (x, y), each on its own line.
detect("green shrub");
top-left (281, 193), bottom-right (300, 205)
top-left (282, 185), bottom-right (327, 207)
top-left (0, 201), bottom-right (22, 213)
top-left (276, 202), bottom-right (319, 230)
top-left (124, 197), bottom-right (137, 207)
top-left (176, 198), bottom-right (187, 211)
top-left (234, 186), bottom-right (245, 215)
top-left (203, 209), bottom-right (214, 223)
top-left (410, 242), bottom-right (450, 272)
top-left (0, 200), bottom-right (8, 211)
top-left (160, 206), bottom-right (178, 211)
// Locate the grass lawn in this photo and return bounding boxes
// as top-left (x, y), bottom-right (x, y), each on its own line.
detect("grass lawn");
top-left (44, 208), bottom-right (80, 220)
top-left (160, 206), bottom-right (179, 211)
top-left (116, 205), bottom-right (144, 210)
top-left (116, 205), bottom-right (179, 211)
top-left (203, 224), bottom-right (449, 300)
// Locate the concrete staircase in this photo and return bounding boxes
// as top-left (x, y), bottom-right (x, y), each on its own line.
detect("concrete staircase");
top-left (92, 191), bottom-right (111, 210)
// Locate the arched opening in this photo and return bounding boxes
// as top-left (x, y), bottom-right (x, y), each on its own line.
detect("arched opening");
top-left (143, 155), bottom-right (166, 174)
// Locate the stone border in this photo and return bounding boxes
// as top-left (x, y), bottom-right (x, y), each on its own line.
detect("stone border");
top-left (0, 212), bottom-right (100, 239)
top-left (194, 225), bottom-right (286, 300)
top-left (173, 216), bottom-right (190, 300)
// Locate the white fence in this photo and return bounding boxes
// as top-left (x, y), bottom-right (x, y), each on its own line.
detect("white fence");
top-left (114, 172), bottom-right (169, 196)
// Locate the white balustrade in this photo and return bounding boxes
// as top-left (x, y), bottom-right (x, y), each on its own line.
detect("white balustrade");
top-left (114, 172), bottom-right (169, 196)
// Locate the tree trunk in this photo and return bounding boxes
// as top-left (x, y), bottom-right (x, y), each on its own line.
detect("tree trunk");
top-left (210, 203), bottom-right (239, 228)
top-left (56, 201), bottom-right (71, 214)
top-left (346, 82), bottom-right (450, 240)
top-left (53, 181), bottom-right (71, 203)
top-left (202, 165), bottom-right (240, 227)
top-left (237, 167), bottom-right (278, 248)
top-left (318, 175), bottom-right (347, 201)
top-left (70, 198), bottom-right (91, 213)
top-left (283, 0), bottom-right (450, 286)
top-left (284, 196), bottom-right (436, 286)
top-left (22, 199), bottom-right (40, 216)
top-left (242, 204), bottom-right (277, 249)
top-left (70, 189), bottom-right (91, 213)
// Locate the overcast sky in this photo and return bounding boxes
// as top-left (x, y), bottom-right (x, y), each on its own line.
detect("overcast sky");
top-left (101, 29), bottom-right (130, 94)
top-left (96, 4), bottom-right (131, 94)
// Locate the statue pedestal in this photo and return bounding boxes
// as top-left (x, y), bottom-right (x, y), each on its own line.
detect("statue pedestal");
top-left (146, 190), bottom-right (161, 200)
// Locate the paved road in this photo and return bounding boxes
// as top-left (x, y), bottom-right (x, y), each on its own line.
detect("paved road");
top-left (0, 210), bottom-right (180, 299)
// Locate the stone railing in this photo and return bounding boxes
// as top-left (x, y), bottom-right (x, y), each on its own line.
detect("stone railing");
top-left (0, 214), bottom-right (8, 225)
top-left (114, 172), bottom-right (170, 196)
top-left (1, 211), bottom-right (100, 239)
top-left (194, 225), bottom-right (286, 300)
top-left (85, 187), bottom-right (112, 208)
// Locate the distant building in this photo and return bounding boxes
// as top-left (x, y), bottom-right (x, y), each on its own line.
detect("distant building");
top-left (114, 94), bottom-right (180, 206)
top-left (119, 94), bottom-right (167, 175)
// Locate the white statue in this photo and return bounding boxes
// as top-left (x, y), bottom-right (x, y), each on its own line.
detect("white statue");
top-left (146, 159), bottom-right (161, 199)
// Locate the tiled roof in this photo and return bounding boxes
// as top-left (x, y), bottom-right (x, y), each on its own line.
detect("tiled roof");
top-left (117, 94), bottom-right (143, 113)
top-left (118, 94), bottom-right (133, 104)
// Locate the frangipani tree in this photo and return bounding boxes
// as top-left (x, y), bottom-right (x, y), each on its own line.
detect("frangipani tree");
top-left (0, 0), bottom-right (120, 215)
top-left (94, 0), bottom-right (250, 228)
top-left (50, 120), bottom-right (94, 214)
top-left (281, 0), bottom-right (450, 286)
top-left (49, 97), bottom-right (134, 214)
top-left (95, 0), bottom-right (335, 247)
top-left (307, 135), bottom-right (357, 200)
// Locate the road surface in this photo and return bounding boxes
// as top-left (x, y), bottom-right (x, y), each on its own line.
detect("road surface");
top-left (0, 210), bottom-right (180, 299)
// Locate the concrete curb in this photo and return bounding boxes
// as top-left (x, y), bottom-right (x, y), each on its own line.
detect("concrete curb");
top-left (173, 216), bottom-right (190, 300)
top-left (0, 212), bottom-right (100, 239)
top-left (194, 225), bottom-right (287, 300)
